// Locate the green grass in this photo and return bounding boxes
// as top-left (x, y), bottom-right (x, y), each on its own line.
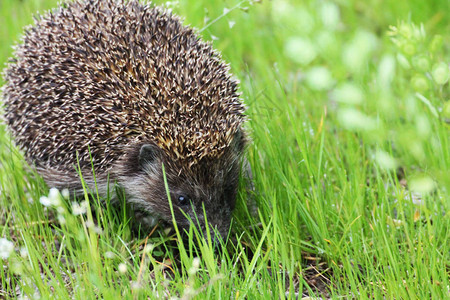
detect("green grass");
top-left (1, 0), bottom-right (449, 298)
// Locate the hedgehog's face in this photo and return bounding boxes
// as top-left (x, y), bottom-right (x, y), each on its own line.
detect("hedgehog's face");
top-left (118, 131), bottom-right (246, 240)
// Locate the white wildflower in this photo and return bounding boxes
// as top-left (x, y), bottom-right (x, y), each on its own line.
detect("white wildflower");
top-left (410, 176), bottom-right (436, 194)
top-left (306, 66), bottom-right (335, 91)
top-left (118, 263), bottom-right (127, 274)
top-left (48, 188), bottom-right (61, 206)
top-left (40, 188), bottom-right (62, 207)
top-left (188, 257), bottom-right (201, 275)
top-left (320, 2), bottom-right (340, 28)
top-left (57, 215), bottom-right (66, 225)
top-left (342, 30), bottom-right (377, 73)
top-left (192, 257), bottom-right (200, 269)
top-left (131, 281), bottom-right (142, 291)
top-left (0, 238), bottom-right (14, 259)
top-left (39, 196), bottom-right (52, 207)
top-left (20, 247), bottom-right (28, 259)
top-left (331, 83), bottom-right (364, 105)
top-left (61, 189), bottom-right (70, 199)
top-left (375, 150), bottom-right (398, 170)
top-left (72, 201), bottom-right (87, 216)
top-left (337, 108), bottom-right (376, 131)
top-left (93, 226), bottom-right (103, 235)
top-left (284, 37), bottom-right (317, 66)
top-left (377, 54), bottom-right (396, 88)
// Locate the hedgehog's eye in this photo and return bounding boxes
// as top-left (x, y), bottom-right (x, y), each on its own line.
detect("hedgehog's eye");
top-left (178, 195), bottom-right (190, 206)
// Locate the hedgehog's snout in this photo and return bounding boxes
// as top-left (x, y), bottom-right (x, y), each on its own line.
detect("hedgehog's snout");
top-left (198, 201), bottom-right (233, 241)
top-left (173, 193), bottom-right (233, 242)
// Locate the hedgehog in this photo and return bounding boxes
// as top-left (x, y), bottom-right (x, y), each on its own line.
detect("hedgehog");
top-left (2, 0), bottom-right (248, 239)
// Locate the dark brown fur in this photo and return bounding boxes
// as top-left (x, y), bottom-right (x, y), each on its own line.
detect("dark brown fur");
top-left (2, 0), bottom-right (248, 238)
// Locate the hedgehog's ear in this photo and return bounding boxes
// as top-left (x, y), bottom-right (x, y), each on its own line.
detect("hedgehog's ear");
top-left (139, 144), bottom-right (159, 167)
